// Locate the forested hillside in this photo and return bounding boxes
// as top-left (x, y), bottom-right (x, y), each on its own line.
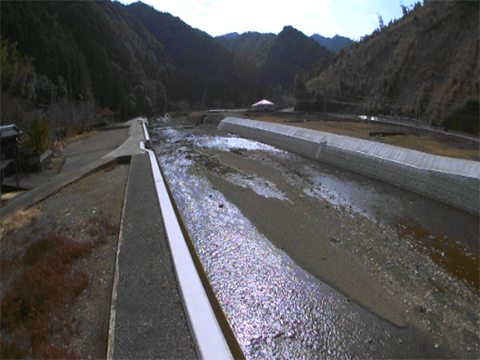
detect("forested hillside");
top-left (2, 0), bottom-right (476, 137)
top-left (1, 0), bottom-right (171, 123)
top-left (216, 32), bottom-right (276, 67)
top-left (300, 1), bottom-right (479, 134)
top-left (311, 34), bottom-right (353, 54)
top-left (125, 2), bottom-right (264, 110)
top-left (216, 28), bottom-right (333, 87)
top-left (263, 26), bottom-right (332, 87)
top-left (2, 0), bottom-right (328, 131)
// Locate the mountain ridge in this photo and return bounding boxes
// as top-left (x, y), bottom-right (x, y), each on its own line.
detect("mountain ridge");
top-left (1, 0), bottom-right (171, 120)
top-left (311, 34), bottom-right (354, 54)
top-left (298, 1), bottom-right (479, 134)
top-left (1, 0), bottom-right (477, 135)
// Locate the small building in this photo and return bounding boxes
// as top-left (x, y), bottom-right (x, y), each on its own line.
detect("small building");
top-left (0, 124), bottom-right (21, 183)
top-left (251, 99), bottom-right (275, 112)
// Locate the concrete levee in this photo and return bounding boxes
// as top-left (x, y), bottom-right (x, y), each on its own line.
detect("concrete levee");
top-left (218, 117), bottom-right (480, 216)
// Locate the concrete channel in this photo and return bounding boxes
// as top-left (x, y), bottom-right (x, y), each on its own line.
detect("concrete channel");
top-left (141, 118), bottom-right (480, 358)
top-left (218, 117), bottom-right (480, 216)
top-left (150, 117), bottom-right (480, 359)
top-left (138, 120), bottom-right (242, 359)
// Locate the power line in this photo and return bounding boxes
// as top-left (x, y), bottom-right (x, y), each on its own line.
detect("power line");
top-left (1, 73), bottom-right (54, 91)
top-left (1, 77), bottom-right (55, 104)
top-left (1, 89), bottom-right (53, 106)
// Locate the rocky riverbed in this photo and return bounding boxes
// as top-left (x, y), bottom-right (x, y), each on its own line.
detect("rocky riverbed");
top-left (152, 120), bottom-right (479, 359)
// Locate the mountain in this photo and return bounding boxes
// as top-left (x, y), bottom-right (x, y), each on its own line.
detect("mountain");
top-left (216, 32), bottom-right (276, 66)
top-left (1, 0), bottom-right (171, 121)
top-left (125, 2), bottom-right (263, 109)
top-left (263, 26), bottom-right (332, 87)
top-left (1, 0), bottom-right (264, 125)
top-left (216, 27), bottom-right (333, 88)
top-left (1, 0), bottom-right (332, 122)
top-left (311, 34), bottom-right (353, 54)
top-left (301, 1), bottom-right (479, 134)
top-left (3, 0), bottom-right (475, 136)
top-left (219, 32), bottom-right (240, 40)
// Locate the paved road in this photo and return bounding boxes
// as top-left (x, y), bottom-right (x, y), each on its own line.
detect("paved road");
top-left (63, 126), bottom-right (129, 172)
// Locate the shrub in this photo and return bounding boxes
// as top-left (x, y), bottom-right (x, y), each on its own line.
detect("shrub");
top-left (22, 117), bottom-right (50, 155)
top-left (0, 214), bottom-right (119, 359)
top-left (443, 98), bottom-right (480, 136)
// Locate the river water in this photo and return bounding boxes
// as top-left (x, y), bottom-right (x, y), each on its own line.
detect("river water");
top-left (151, 122), bottom-right (478, 359)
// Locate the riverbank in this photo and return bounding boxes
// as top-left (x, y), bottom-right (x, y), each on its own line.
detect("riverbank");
top-left (0, 122), bottom-right (197, 359)
top-left (2, 113), bottom-right (478, 359)
top-left (152, 119), bottom-right (479, 359)
top-left (193, 110), bottom-right (480, 161)
top-left (0, 157), bottom-right (130, 359)
top-left (218, 117), bottom-right (480, 215)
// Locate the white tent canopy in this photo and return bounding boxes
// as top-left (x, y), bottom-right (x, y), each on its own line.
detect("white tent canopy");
top-left (252, 99), bottom-right (274, 107)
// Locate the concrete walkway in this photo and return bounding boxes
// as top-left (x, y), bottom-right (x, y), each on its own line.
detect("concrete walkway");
top-left (0, 119), bottom-right (236, 360)
top-left (0, 119), bottom-right (198, 359)
top-left (1, 124), bottom-right (130, 218)
top-left (1, 156), bottom-right (115, 219)
top-left (109, 153), bottom-right (196, 359)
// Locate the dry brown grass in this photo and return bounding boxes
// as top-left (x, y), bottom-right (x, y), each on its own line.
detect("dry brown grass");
top-left (49, 130), bottom-right (100, 158)
top-left (0, 207), bottom-right (42, 239)
top-left (54, 140), bottom-right (64, 157)
top-left (0, 214), bottom-right (117, 359)
top-left (252, 115), bottom-right (479, 161)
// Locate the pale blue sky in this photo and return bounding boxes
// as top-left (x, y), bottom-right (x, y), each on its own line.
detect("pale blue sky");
top-left (117, 0), bottom-right (420, 40)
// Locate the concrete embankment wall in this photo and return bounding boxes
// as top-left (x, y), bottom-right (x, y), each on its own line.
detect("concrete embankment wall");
top-left (218, 117), bottom-right (480, 216)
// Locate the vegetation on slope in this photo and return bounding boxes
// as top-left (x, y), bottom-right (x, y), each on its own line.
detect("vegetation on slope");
top-left (126, 1), bottom-right (264, 109)
top-left (311, 34), bottom-right (353, 54)
top-left (1, 1), bottom-right (170, 121)
top-left (216, 32), bottom-right (277, 68)
top-left (301, 1), bottom-right (479, 134)
top-left (216, 28), bottom-right (334, 88)
top-left (263, 26), bottom-right (332, 88)
top-left (1, 0), bottom-right (477, 136)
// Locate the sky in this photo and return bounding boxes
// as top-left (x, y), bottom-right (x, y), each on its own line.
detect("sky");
top-left (117, 0), bottom-right (420, 40)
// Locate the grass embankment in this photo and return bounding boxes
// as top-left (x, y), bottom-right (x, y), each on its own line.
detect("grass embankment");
top-left (249, 114), bottom-right (480, 162)
top-left (0, 210), bottom-right (118, 359)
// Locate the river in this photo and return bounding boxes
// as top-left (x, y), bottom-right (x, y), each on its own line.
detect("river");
top-left (151, 120), bottom-right (478, 359)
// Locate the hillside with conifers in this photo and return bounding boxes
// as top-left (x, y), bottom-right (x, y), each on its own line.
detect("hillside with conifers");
top-left (215, 28), bottom-right (334, 88)
top-left (0, 0), bottom-right (265, 133)
top-left (1, 0), bottom-right (478, 138)
top-left (1, 1), bottom-right (172, 123)
top-left (1, 0), bottom-right (330, 134)
top-left (298, 0), bottom-right (479, 135)
top-left (124, 2), bottom-right (265, 111)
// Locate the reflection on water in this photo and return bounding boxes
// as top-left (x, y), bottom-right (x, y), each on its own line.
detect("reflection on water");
top-left (223, 172), bottom-right (291, 202)
top-left (153, 128), bottom-right (403, 359)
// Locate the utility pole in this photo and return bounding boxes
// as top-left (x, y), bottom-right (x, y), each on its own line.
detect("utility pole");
top-left (201, 88), bottom-right (207, 110)
top-left (50, 85), bottom-right (55, 154)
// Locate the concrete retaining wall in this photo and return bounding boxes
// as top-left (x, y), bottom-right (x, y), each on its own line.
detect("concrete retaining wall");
top-left (218, 117), bottom-right (480, 216)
